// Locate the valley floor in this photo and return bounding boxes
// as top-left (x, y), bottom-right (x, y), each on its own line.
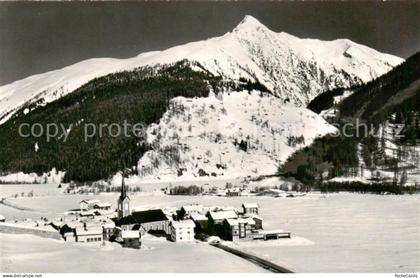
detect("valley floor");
top-left (0, 233), bottom-right (266, 273)
top-left (0, 185), bottom-right (419, 272)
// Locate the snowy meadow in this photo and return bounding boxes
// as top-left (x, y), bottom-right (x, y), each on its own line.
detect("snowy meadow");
top-left (0, 184), bottom-right (418, 272)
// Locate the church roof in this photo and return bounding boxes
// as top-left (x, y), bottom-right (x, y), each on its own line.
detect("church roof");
top-left (116, 215), bottom-right (137, 226)
top-left (132, 209), bottom-right (169, 223)
top-left (115, 209), bottom-right (169, 227)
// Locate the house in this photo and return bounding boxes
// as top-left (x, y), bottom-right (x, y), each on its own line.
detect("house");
top-left (60, 223), bottom-right (76, 238)
top-left (63, 232), bottom-right (76, 242)
top-left (207, 210), bottom-right (238, 225)
top-left (226, 188), bottom-right (241, 197)
top-left (63, 211), bottom-right (78, 222)
top-left (189, 212), bottom-right (208, 230)
top-left (207, 210), bottom-right (238, 236)
top-left (79, 211), bottom-right (95, 218)
top-left (170, 220), bottom-right (195, 242)
top-left (244, 214), bottom-right (263, 229)
top-left (0, 215), bottom-right (5, 222)
top-left (242, 203), bottom-right (259, 215)
top-left (75, 224), bottom-right (103, 243)
top-left (116, 209), bottom-right (170, 234)
top-left (94, 202), bottom-right (112, 211)
top-left (121, 230), bottom-right (141, 249)
top-left (180, 204), bottom-right (204, 218)
top-left (102, 221), bottom-right (116, 240)
top-left (256, 188), bottom-right (286, 197)
top-left (224, 217), bottom-right (256, 241)
top-left (80, 199), bottom-right (100, 211)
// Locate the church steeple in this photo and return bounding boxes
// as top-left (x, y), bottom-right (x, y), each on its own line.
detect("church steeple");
top-left (118, 172), bottom-right (130, 219)
top-left (121, 174), bottom-right (126, 200)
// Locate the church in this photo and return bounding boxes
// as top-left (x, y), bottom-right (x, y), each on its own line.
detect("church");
top-left (116, 176), bottom-right (170, 234)
top-left (117, 176), bottom-right (131, 220)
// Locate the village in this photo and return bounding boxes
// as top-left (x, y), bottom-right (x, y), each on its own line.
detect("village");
top-left (0, 180), bottom-right (418, 273)
top-left (53, 178), bottom-right (291, 249)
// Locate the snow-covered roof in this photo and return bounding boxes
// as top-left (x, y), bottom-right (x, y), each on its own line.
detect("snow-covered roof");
top-left (80, 211), bottom-right (95, 216)
top-left (102, 222), bottom-right (115, 229)
top-left (208, 210), bottom-right (238, 221)
top-left (182, 204), bottom-right (203, 212)
top-left (80, 199), bottom-right (100, 205)
top-left (63, 222), bottom-right (83, 229)
top-left (244, 213), bottom-right (263, 220)
top-left (121, 230), bottom-right (139, 239)
top-left (171, 220), bottom-right (195, 229)
top-left (95, 202), bottom-right (111, 208)
top-left (257, 229), bottom-right (286, 235)
top-left (0, 215), bottom-right (5, 221)
top-left (242, 203), bottom-right (259, 209)
top-left (75, 226), bottom-right (103, 236)
top-left (190, 213), bottom-right (207, 221)
top-left (226, 218), bottom-right (255, 226)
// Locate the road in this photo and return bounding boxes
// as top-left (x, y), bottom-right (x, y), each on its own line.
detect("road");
top-left (210, 242), bottom-right (294, 273)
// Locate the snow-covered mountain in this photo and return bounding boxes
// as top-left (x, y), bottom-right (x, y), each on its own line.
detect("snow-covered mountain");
top-left (128, 90), bottom-right (337, 182)
top-left (0, 15), bottom-right (403, 125)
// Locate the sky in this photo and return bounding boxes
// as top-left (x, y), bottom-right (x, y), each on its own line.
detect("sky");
top-left (0, 1), bottom-right (419, 86)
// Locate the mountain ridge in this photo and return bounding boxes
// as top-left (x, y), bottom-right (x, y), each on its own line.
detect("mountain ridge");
top-left (0, 15), bottom-right (403, 125)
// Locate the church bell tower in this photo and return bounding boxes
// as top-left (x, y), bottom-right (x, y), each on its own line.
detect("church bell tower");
top-left (118, 174), bottom-right (130, 219)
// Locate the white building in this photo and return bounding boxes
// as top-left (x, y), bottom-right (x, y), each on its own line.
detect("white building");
top-left (75, 225), bottom-right (103, 243)
top-left (63, 232), bottom-right (76, 242)
top-left (181, 204), bottom-right (204, 216)
top-left (94, 202), bottom-right (112, 211)
top-left (170, 220), bottom-right (195, 242)
top-left (102, 221), bottom-right (116, 240)
top-left (121, 230), bottom-right (141, 249)
top-left (207, 210), bottom-right (238, 225)
top-left (242, 203), bottom-right (259, 215)
top-left (79, 199), bottom-right (100, 211)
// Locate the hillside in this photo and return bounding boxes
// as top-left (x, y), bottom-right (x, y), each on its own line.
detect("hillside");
top-left (0, 62), bottom-right (222, 182)
top-left (282, 52), bottom-right (420, 190)
top-left (339, 52), bottom-right (420, 124)
top-left (0, 59), bottom-right (338, 183)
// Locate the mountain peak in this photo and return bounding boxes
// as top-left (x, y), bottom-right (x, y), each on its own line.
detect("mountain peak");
top-left (240, 15), bottom-right (262, 25)
top-left (233, 15), bottom-right (268, 32)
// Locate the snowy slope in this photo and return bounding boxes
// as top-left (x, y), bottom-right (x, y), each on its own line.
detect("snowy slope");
top-left (127, 90), bottom-right (337, 182)
top-left (0, 15), bottom-right (403, 125)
